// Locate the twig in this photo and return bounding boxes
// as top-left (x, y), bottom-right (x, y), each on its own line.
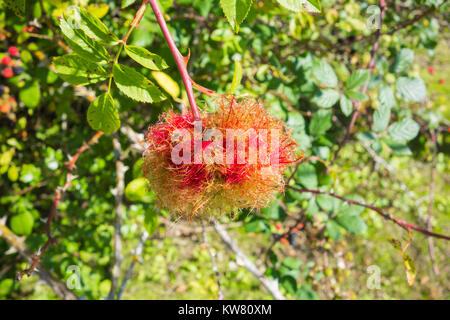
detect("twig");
top-left (202, 223), bottom-right (224, 300)
top-left (286, 186), bottom-right (450, 241)
top-left (385, 6), bottom-right (437, 35)
top-left (147, 0), bottom-right (201, 120)
top-left (38, 0), bottom-right (70, 52)
top-left (426, 129), bottom-right (439, 275)
top-left (0, 223), bottom-right (77, 300)
top-left (332, 0), bottom-right (386, 163)
top-left (116, 230), bottom-right (149, 300)
top-left (107, 135), bottom-right (128, 300)
top-left (16, 131), bottom-right (104, 280)
top-left (211, 219), bottom-right (286, 300)
top-left (120, 126), bottom-right (146, 153)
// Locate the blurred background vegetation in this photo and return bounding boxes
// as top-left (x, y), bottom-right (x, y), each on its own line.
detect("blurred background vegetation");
top-left (0, 0), bottom-right (449, 299)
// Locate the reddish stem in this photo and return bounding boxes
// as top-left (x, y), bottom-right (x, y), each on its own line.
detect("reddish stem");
top-left (287, 186), bottom-right (450, 241)
top-left (147, 0), bottom-right (201, 120)
top-left (17, 131), bottom-right (104, 280)
top-left (332, 0), bottom-right (386, 163)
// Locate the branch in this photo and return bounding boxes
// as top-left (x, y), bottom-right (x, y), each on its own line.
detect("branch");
top-left (147, 0), bottom-right (201, 120)
top-left (0, 222), bottom-right (77, 300)
top-left (286, 186), bottom-right (450, 241)
top-left (38, 0), bottom-right (70, 52)
top-left (120, 126), bottom-right (145, 153)
top-left (202, 224), bottom-right (224, 300)
top-left (211, 219), bottom-right (286, 300)
top-left (332, 0), bottom-right (386, 163)
top-left (385, 6), bottom-right (437, 36)
top-left (17, 131), bottom-right (104, 280)
top-left (116, 230), bottom-right (149, 300)
top-left (107, 135), bottom-right (128, 300)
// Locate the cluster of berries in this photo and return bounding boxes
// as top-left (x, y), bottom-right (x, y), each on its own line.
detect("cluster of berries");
top-left (0, 85), bottom-right (17, 114)
top-left (273, 222), bottom-right (305, 247)
top-left (1, 46), bottom-right (24, 79)
top-left (428, 67), bottom-right (445, 84)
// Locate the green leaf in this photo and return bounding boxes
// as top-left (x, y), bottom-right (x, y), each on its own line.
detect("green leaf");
top-left (144, 209), bottom-right (159, 235)
top-left (388, 119), bottom-right (420, 142)
top-left (228, 56), bottom-right (243, 93)
top-left (396, 77), bottom-right (427, 102)
top-left (0, 279), bottom-right (14, 296)
top-left (122, 0), bottom-right (137, 8)
top-left (3, 0), bottom-right (26, 16)
top-left (76, 7), bottom-right (118, 43)
top-left (53, 54), bottom-right (108, 85)
top-left (341, 195), bottom-right (365, 215)
top-left (87, 93), bottom-right (120, 134)
top-left (326, 220), bottom-right (341, 241)
top-left (19, 82), bottom-right (40, 109)
top-left (345, 69), bottom-right (369, 90)
top-left (125, 177), bottom-right (156, 203)
top-left (296, 284), bottom-right (319, 300)
top-left (312, 89), bottom-right (340, 108)
top-left (10, 212), bottom-right (34, 236)
top-left (378, 83), bottom-right (396, 108)
top-left (336, 210), bottom-right (367, 234)
top-left (403, 253), bottom-right (416, 286)
top-left (286, 113), bottom-right (306, 132)
top-left (309, 109), bottom-right (332, 136)
top-left (317, 194), bottom-right (340, 213)
top-left (373, 105), bottom-right (391, 132)
top-left (388, 238), bottom-right (403, 252)
top-left (19, 164), bottom-right (41, 184)
top-left (339, 95), bottom-right (353, 116)
top-left (282, 258), bottom-right (303, 270)
top-left (151, 71), bottom-right (180, 98)
top-left (281, 275), bottom-right (297, 295)
top-left (312, 61), bottom-right (338, 88)
top-left (220, 0), bottom-right (253, 32)
top-left (390, 48), bottom-right (414, 74)
top-left (385, 139), bottom-right (412, 156)
top-left (346, 90), bottom-right (368, 101)
top-left (286, 113), bottom-right (306, 144)
top-left (261, 202), bottom-right (284, 220)
top-left (245, 218), bottom-right (270, 234)
top-left (276, 0), bottom-right (321, 13)
top-left (59, 18), bottom-right (110, 64)
top-left (296, 163), bottom-right (318, 189)
top-left (113, 64), bottom-right (166, 103)
top-left (125, 45), bottom-right (168, 70)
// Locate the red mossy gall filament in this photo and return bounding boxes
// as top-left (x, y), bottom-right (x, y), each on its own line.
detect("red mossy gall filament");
top-left (142, 95), bottom-right (303, 218)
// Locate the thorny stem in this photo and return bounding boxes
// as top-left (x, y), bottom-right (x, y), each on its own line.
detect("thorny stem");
top-left (332, 0), bottom-right (386, 163)
top-left (287, 186), bottom-right (450, 241)
top-left (147, 0), bottom-right (201, 120)
top-left (17, 131), bottom-right (104, 280)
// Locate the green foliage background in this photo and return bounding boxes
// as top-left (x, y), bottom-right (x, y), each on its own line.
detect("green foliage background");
top-left (0, 0), bottom-right (449, 299)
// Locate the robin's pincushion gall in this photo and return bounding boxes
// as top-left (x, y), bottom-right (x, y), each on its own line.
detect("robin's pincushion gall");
top-left (142, 96), bottom-right (302, 218)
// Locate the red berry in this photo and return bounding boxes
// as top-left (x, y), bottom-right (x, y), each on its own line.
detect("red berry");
top-left (1, 56), bottom-right (12, 66)
top-left (439, 79), bottom-right (445, 84)
top-left (8, 46), bottom-right (19, 57)
top-left (428, 67), bottom-right (434, 75)
top-left (2, 68), bottom-right (13, 78)
top-left (0, 103), bottom-right (10, 113)
top-left (275, 223), bottom-right (282, 230)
